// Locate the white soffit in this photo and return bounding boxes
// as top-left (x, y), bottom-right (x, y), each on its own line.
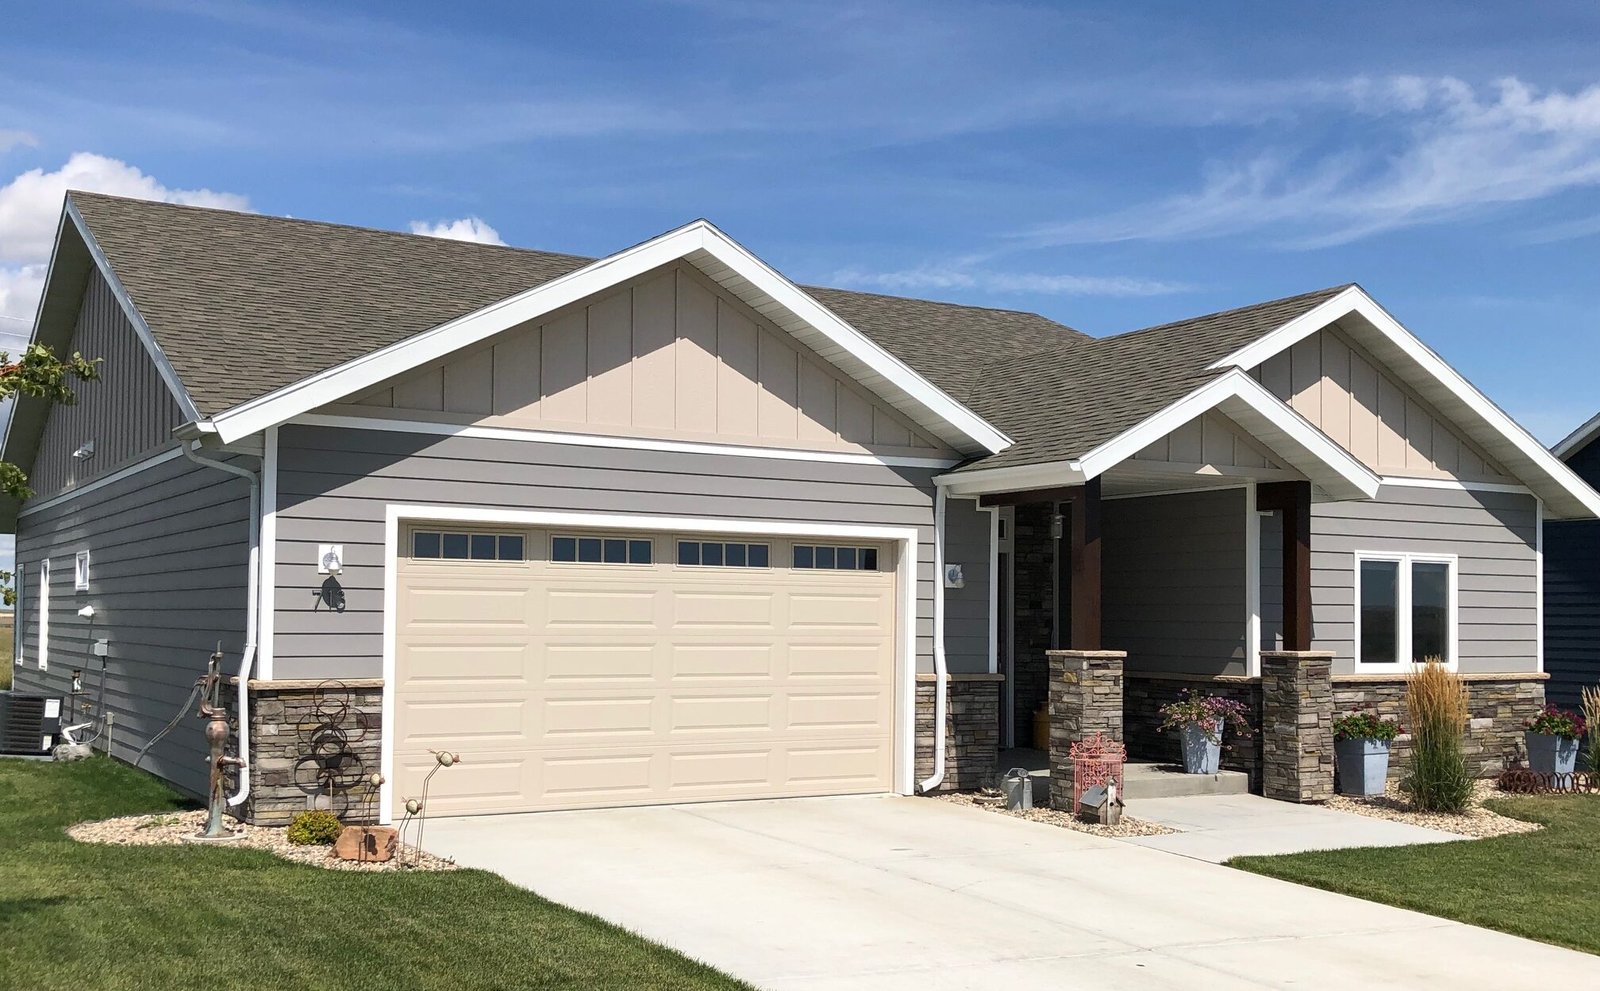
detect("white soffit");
top-left (1209, 287), bottom-right (1600, 520)
top-left (203, 221), bottom-right (1010, 455)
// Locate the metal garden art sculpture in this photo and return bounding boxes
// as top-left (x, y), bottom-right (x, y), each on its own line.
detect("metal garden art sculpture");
top-left (196, 645), bottom-right (245, 841)
top-left (291, 680), bottom-right (377, 818)
top-left (397, 749), bottom-right (462, 868)
top-left (1069, 732), bottom-right (1126, 820)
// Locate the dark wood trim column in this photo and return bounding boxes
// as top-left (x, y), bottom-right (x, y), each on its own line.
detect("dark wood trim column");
top-left (1259, 481), bottom-right (1312, 652)
top-left (1068, 477), bottom-right (1102, 651)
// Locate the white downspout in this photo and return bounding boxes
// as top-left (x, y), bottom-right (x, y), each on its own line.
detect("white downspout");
top-left (182, 440), bottom-right (260, 807)
top-left (917, 484), bottom-right (950, 793)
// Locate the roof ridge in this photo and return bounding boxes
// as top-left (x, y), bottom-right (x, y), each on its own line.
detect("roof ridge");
top-left (804, 282), bottom-right (1086, 327)
top-left (1098, 283), bottom-right (1357, 344)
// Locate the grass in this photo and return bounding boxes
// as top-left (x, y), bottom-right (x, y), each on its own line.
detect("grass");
top-left (1233, 793), bottom-right (1600, 955)
top-left (0, 757), bottom-right (752, 991)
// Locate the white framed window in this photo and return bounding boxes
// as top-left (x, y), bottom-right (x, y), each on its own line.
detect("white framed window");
top-left (75, 550), bottom-right (91, 591)
top-left (37, 558), bottom-right (50, 671)
top-left (1354, 551), bottom-right (1457, 670)
top-left (11, 566), bottom-right (21, 667)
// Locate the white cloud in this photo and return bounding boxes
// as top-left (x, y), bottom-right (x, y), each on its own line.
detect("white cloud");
top-left (0, 152), bottom-right (249, 324)
top-left (1023, 76), bottom-right (1600, 249)
top-left (0, 130), bottom-right (38, 154)
top-left (408, 216), bottom-right (506, 245)
top-left (829, 264), bottom-right (1190, 298)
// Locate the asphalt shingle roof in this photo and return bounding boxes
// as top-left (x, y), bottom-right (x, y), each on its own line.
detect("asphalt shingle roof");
top-left (66, 192), bottom-right (1348, 471)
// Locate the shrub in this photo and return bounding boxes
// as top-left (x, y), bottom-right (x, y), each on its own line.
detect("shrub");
top-left (1402, 658), bottom-right (1473, 813)
top-left (1158, 690), bottom-right (1253, 744)
top-left (1524, 704), bottom-right (1587, 741)
top-left (1333, 711), bottom-right (1402, 743)
top-left (286, 809), bottom-right (343, 845)
top-left (1583, 686), bottom-right (1600, 776)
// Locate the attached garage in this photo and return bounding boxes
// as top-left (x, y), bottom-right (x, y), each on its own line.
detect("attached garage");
top-left (390, 522), bottom-right (902, 817)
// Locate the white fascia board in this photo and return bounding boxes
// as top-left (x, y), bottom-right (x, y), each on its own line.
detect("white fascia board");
top-left (205, 221), bottom-right (1009, 455)
top-left (65, 199), bottom-right (203, 423)
top-left (1209, 285), bottom-right (1600, 520)
top-left (935, 460), bottom-right (1088, 497)
top-left (1552, 410), bottom-right (1600, 461)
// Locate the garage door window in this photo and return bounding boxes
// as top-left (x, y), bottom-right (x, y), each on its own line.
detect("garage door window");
top-left (793, 545), bottom-right (879, 571)
top-left (413, 531), bottom-right (525, 561)
top-left (677, 541), bottom-right (770, 568)
top-left (552, 535), bottom-right (653, 565)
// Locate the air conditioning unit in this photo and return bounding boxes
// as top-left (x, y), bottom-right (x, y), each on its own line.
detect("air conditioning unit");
top-left (0, 691), bottom-right (65, 755)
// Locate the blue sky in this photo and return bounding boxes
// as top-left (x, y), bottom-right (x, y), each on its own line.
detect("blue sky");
top-left (2, 2), bottom-right (1599, 462)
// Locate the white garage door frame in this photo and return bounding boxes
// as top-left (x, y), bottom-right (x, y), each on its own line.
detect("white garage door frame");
top-left (378, 502), bottom-right (921, 823)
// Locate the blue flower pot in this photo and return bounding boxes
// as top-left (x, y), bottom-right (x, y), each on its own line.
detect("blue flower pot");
top-left (1334, 738), bottom-right (1391, 796)
top-left (1526, 733), bottom-right (1579, 777)
top-left (1179, 721), bottom-right (1222, 774)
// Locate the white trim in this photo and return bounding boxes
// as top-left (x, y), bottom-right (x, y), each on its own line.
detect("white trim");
top-left (1351, 550), bottom-right (1459, 672)
top-left (258, 426), bottom-right (279, 681)
top-left (64, 200), bottom-right (202, 422)
top-left (920, 486), bottom-right (949, 793)
top-left (985, 502), bottom-right (999, 676)
top-left (1245, 482), bottom-right (1261, 678)
top-left (74, 550), bottom-right (90, 591)
top-left (1535, 498), bottom-right (1545, 675)
top-left (1377, 476), bottom-right (1531, 495)
top-left (17, 447), bottom-right (187, 519)
top-left (938, 459), bottom-right (1087, 497)
top-left (292, 413), bottom-right (961, 470)
top-left (11, 566), bottom-right (21, 667)
top-left (37, 558), bottom-right (49, 671)
top-left (207, 221), bottom-right (1009, 454)
top-left (377, 503), bottom-right (921, 824)
top-left (1553, 410), bottom-right (1600, 461)
top-left (1209, 286), bottom-right (1600, 520)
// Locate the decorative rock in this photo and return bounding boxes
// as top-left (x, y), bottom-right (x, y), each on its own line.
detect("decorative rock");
top-left (334, 825), bottom-right (399, 863)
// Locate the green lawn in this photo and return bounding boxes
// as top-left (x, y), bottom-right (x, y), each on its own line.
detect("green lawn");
top-left (1233, 794), bottom-right (1600, 955)
top-left (0, 757), bottom-right (751, 991)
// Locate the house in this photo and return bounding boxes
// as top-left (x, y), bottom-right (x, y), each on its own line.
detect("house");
top-left (7, 191), bottom-right (1594, 823)
top-left (1543, 415), bottom-right (1600, 710)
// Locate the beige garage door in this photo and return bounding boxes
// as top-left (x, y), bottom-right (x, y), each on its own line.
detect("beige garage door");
top-left (393, 525), bottom-right (897, 817)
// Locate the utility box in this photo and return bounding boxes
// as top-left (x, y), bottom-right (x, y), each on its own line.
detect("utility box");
top-left (0, 692), bottom-right (66, 755)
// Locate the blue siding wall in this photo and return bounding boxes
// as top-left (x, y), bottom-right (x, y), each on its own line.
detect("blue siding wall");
top-left (1545, 438), bottom-right (1600, 709)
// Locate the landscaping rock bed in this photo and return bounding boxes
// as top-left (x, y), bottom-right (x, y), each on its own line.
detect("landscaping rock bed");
top-left (67, 809), bottom-right (458, 871)
top-left (936, 792), bottom-right (1176, 837)
top-left (1325, 781), bottom-right (1542, 839)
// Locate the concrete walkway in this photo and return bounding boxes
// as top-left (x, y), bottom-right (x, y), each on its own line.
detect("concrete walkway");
top-left (423, 795), bottom-right (1598, 989)
top-left (1122, 793), bottom-right (1462, 862)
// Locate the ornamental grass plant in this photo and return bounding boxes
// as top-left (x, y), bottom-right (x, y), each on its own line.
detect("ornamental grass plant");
top-left (1582, 686), bottom-right (1600, 776)
top-left (1402, 658), bottom-right (1474, 813)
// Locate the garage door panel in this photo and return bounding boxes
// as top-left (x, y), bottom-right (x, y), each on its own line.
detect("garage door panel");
top-left (395, 526), bottom-right (895, 816)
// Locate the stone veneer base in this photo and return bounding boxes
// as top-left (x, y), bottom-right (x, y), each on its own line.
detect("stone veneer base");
top-left (227, 678), bottom-right (384, 826)
top-left (915, 675), bottom-right (1002, 792)
top-left (1332, 673), bottom-right (1546, 780)
top-left (1124, 673), bottom-right (1263, 790)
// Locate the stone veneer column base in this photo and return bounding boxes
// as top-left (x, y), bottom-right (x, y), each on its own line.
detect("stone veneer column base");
top-left (1047, 650), bottom-right (1125, 811)
top-left (914, 674), bottom-right (1002, 792)
top-left (1260, 651), bottom-right (1335, 803)
top-left (1332, 673), bottom-right (1547, 780)
top-left (227, 678), bottom-right (384, 826)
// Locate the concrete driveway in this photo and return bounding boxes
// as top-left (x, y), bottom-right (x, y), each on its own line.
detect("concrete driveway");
top-left (423, 795), bottom-right (1597, 990)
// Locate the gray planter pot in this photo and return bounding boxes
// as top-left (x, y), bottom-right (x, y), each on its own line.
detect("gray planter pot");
top-left (1526, 732), bottom-right (1579, 777)
top-left (1179, 721), bottom-right (1222, 774)
top-left (1334, 738), bottom-right (1391, 796)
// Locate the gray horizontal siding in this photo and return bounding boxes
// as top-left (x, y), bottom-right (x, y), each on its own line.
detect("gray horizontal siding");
top-left (30, 268), bottom-right (185, 499)
top-left (1311, 486), bottom-right (1538, 675)
top-left (271, 424), bottom-right (944, 680)
top-left (11, 452), bottom-right (252, 798)
top-left (1545, 438), bottom-right (1600, 708)
top-left (1104, 488), bottom-right (1248, 676)
top-left (942, 496), bottom-right (992, 674)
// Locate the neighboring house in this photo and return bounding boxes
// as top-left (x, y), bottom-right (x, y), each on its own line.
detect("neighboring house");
top-left (7, 192), bottom-right (1596, 823)
top-left (1544, 416), bottom-right (1600, 710)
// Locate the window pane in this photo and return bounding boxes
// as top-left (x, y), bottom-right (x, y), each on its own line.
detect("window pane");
top-left (602, 539), bottom-right (627, 564)
top-left (861, 548), bottom-right (878, 571)
top-left (748, 544), bottom-right (769, 568)
top-left (1359, 559), bottom-right (1399, 664)
top-left (702, 542), bottom-right (724, 566)
top-left (793, 545), bottom-right (814, 569)
top-left (815, 546), bottom-right (836, 569)
top-left (726, 543), bottom-right (747, 567)
top-left (413, 532), bottom-right (441, 558)
top-left (836, 547), bottom-right (858, 570)
top-left (1412, 562), bottom-right (1451, 663)
top-left (442, 533), bottom-right (470, 559)
top-left (470, 534), bottom-right (497, 560)
top-left (552, 536), bottom-right (577, 562)
top-left (498, 535), bottom-right (524, 561)
top-left (678, 541), bottom-right (700, 566)
top-left (578, 537), bottom-right (603, 563)
top-left (630, 540), bottom-right (652, 565)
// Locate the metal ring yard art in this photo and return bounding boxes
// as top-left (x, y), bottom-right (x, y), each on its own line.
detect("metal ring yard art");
top-left (290, 680), bottom-right (380, 821)
top-left (1496, 768), bottom-right (1598, 794)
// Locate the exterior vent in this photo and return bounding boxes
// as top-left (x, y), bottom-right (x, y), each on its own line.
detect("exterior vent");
top-left (0, 692), bottom-right (65, 754)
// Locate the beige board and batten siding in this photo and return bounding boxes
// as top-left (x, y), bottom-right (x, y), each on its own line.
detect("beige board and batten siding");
top-left (1131, 412), bottom-right (1283, 471)
top-left (29, 268), bottom-right (186, 500)
top-left (271, 423), bottom-right (966, 680)
top-left (394, 526), bottom-right (896, 814)
top-left (344, 262), bottom-right (950, 460)
top-left (1252, 324), bottom-right (1507, 482)
top-left (1102, 489), bottom-right (1248, 677)
top-left (13, 452), bottom-right (252, 798)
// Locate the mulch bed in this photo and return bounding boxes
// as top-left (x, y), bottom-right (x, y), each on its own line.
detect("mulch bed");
top-left (936, 791), bottom-right (1176, 837)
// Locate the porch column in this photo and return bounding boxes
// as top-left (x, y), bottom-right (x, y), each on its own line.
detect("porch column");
top-left (1258, 481), bottom-right (1311, 651)
top-left (1260, 650), bottom-right (1334, 803)
top-left (1067, 477), bottom-right (1103, 650)
top-left (1047, 648), bottom-right (1126, 811)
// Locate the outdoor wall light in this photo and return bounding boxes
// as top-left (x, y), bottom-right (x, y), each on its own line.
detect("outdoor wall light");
top-left (70, 440), bottom-right (96, 460)
top-left (318, 544), bottom-right (345, 575)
